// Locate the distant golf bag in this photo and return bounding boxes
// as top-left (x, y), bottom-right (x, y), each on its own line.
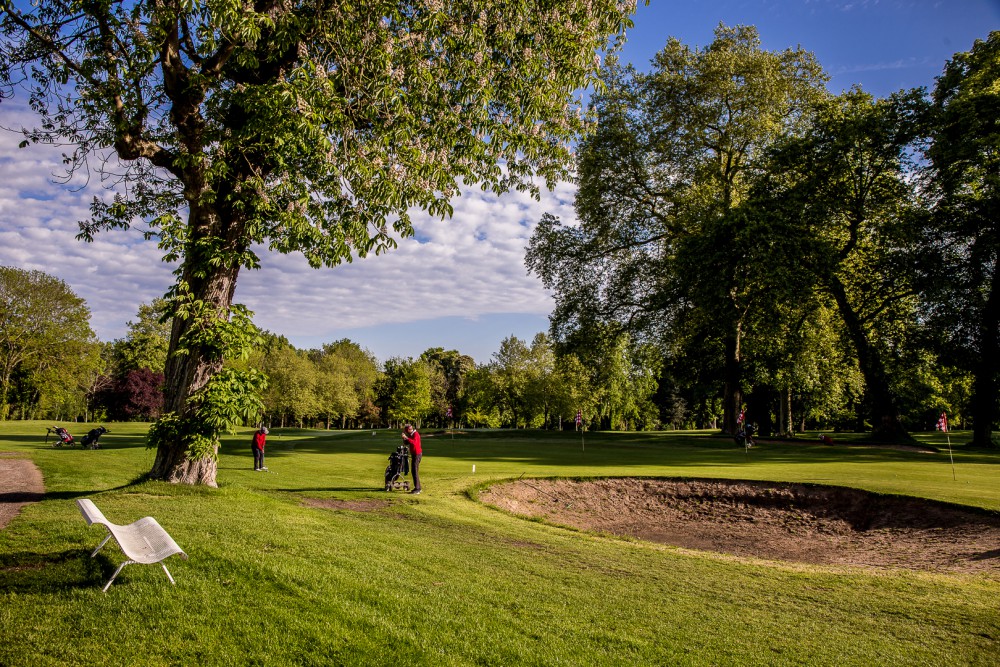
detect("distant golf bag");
top-left (81, 426), bottom-right (109, 449)
top-left (384, 444), bottom-right (411, 491)
top-left (735, 422), bottom-right (756, 448)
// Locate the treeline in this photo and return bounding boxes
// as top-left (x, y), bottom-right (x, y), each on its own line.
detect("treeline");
top-left (0, 271), bottom-right (661, 430)
top-left (233, 332), bottom-right (648, 431)
top-left (253, 332), bottom-right (659, 431)
top-left (0, 271), bottom-right (168, 423)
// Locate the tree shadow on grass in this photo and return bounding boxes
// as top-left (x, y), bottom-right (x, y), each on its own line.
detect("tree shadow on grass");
top-left (0, 548), bottom-right (111, 593)
top-left (0, 490), bottom-right (45, 504)
top-left (275, 487), bottom-right (389, 494)
top-left (36, 473), bottom-right (156, 502)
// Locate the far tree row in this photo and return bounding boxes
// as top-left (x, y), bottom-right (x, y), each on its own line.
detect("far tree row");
top-left (0, 272), bottom-right (662, 430)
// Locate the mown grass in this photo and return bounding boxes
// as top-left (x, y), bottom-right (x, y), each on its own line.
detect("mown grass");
top-left (1, 421), bottom-right (998, 666)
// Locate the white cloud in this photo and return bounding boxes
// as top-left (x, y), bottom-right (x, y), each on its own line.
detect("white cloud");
top-left (0, 112), bottom-right (574, 353)
top-left (239, 181), bottom-right (577, 338)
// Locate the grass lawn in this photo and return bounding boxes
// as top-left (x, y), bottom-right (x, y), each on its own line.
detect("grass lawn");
top-left (1, 421), bottom-right (998, 666)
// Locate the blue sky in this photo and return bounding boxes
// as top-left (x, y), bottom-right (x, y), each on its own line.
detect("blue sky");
top-left (1, 0), bottom-right (997, 364)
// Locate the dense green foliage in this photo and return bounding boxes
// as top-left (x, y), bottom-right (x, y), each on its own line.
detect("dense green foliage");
top-left (529, 27), bottom-right (998, 443)
top-left (527, 25), bottom-right (829, 436)
top-left (1, 422), bottom-right (998, 665)
top-left (917, 32), bottom-right (1000, 448)
top-left (254, 333), bottom-right (656, 431)
top-left (0, 266), bottom-right (100, 421)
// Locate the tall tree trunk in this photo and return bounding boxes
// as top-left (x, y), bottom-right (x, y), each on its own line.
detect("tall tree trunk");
top-left (746, 386), bottom-right (774, 437)
top-left (785, 386), bottom-right (793, 436)
top-left (148, 259), bottom-right (241, 486)
top-left (971, 260), bottom-right (1000, 448)
top-left (827, 276), bottom-right (907, 440)
top-left (721, 332), bottom-right (743, 435)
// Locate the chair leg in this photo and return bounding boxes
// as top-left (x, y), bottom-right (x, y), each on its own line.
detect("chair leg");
top-left (161, 563), bottom-right (176, 585)
top-left (102, 561), bottom-right (132, 592)
top-left (91, 533), bottom-right (113, 558)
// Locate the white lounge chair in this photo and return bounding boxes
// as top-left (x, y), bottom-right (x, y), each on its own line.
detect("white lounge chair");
top-left (76, 498), bottom-right (188, 592)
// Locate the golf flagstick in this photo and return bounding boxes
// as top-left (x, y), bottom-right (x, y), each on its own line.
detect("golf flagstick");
top-left (938, 412), bottom-right (955, 481)
top-left (575, 410), bottom-right (584, 452)
top-left (947, 433), bottom-right (955, 480)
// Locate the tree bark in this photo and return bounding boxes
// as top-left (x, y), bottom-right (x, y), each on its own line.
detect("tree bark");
top-left (970, 259), bottom-right (1000, 448)
top-left (721, 333), bottom-right (743, 435)
top-left (148, 254), bottom-right (242, 486)
top-left (827, 275), bottom-right (908, 440)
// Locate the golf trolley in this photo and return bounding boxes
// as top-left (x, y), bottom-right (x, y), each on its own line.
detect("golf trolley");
top-left (81, 426), bottom-right (109, 449)
top-left (384, 444), bottom-right (411, 492)
top-left (46, 426), bottom-right (76, 447)
top-left (735, 422), bottom-right (756, 448)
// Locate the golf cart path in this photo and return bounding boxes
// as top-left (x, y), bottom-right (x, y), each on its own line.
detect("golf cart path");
top-left (0, 454), bottom-right (45, 530)
top-left (481, 478), bottom-right (1000, 574)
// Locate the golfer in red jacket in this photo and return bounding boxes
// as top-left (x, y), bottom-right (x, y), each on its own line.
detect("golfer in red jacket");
top-left (252, 426), bottom-right (269, 471)
top-left (402, 424), bottom-right (422, 494)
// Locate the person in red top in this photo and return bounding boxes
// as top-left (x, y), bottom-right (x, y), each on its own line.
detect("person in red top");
top-left (402, 423), bottom-right (422, 494)
top-left (251, 426), bottom-right (268, 471)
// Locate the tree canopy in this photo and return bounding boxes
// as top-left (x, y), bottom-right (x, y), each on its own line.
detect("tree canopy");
top-left (528, 24), bottom-right (828, 434)
top-left (917, 31), bottom-right (1000, 448)
top-left (0, 266), bottom-right (99, 420)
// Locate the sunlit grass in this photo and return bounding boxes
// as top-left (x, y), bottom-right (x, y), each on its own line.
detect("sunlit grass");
top-left (1, 421), bottom-right (998, 666)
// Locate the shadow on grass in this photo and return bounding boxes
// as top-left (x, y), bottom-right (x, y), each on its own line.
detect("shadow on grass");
top-left (0, 490), bottom-right (45, 504)
top-left (207, 428), bottom-right (1000, 475)
top-left (275, 487), bottom-right (392, 494)
top-left (39, 473), bottom-right (155, 502)
top-left (0, 548), bottom-right (110, 593)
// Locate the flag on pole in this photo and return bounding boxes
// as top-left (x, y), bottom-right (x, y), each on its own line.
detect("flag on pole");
top-left (737, 408), bottom-right (746, 425)
top-left (575, 410), bottom-right (582, 427)
top-left (937, 412), bottom-right (948, 432)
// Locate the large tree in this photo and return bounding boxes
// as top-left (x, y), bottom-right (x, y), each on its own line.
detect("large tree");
top-left (0, 266), bottom-right (99, 419)
top-left (918, 32), bottom-right (1000, 448)
top-left (1, 0), bottom-right (634, 484)
top-left (386, 357), bottom-right (433, 426)
top-left (111, 299), bottom-right (171, 375)
top-left (527, 25), bottom-right (826, 434)
top-left (420, 347), bottom-right (474, 424)
top-left (260, 341), bottom-right (319, 427)
top-left (312, 339), bottom-right (380, 429)
top-left (750, 89), bottom-right (924, 439)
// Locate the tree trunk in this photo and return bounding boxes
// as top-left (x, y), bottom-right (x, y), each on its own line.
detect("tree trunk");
top-left (721, 333), bottom-right (743, 435)
top-left (148, 259), bottom-right (241, 486)
top-left (827, 276), bottom-right (908, 440)
top-left (745, 386), bottom-right (774, 437)
top-left (971, 260), bottom-right (1000, 449)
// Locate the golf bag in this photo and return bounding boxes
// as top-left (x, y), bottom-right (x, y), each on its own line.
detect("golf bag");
top-left (48, 426), bottom-right (75, 447)
top-left (384, 444), bottom-right (411, 491)
top-left (81, 426), bottom-right (109, 450)
top-left (735, 422), bottom-right (756, 448)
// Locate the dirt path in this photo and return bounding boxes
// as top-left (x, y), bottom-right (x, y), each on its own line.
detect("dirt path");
top-left (0, 454), bottom-right (45, 531)
top-left (480, 478), bottom-right (1000, 574)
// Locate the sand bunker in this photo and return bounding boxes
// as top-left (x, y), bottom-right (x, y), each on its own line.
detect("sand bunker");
top-left (480, 478), bottom-right (1000, 573)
